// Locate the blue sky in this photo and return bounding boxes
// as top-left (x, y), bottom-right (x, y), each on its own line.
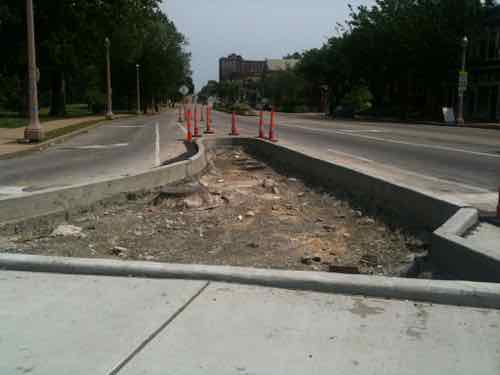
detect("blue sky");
top-left (161, 1), bottom-right (374, 90)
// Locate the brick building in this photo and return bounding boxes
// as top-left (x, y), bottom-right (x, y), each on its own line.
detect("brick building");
top-left (219, 54), bottom-right (267, 82)
top-left (219, 54), bottom-right (299, 82)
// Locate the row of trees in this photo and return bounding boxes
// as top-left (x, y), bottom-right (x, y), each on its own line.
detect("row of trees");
top-left (297, 0), bottom-right (498, 118)
top-left (0, 0), bottom-right (193, 116)
top-left (202, 0), bottom-right (497, 119)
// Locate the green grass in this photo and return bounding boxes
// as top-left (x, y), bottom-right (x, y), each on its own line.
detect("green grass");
top-left (44, 119), bottom-right (103, 141)
top-left (0, 104), bottom-right (93, 129)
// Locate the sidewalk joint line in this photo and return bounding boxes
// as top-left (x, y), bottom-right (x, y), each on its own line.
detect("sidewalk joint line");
top-left (109, 281), bottom-right (210, 375)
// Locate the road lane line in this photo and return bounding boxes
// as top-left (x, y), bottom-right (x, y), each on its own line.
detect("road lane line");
top-left (177, 123), bottom-right (187, 134)
top-left (60, 143), bottom-right (129, 150)
top-left (288, 124), bottom-right (500, 159)
top-left (327, 148), bottom-right (373, 163)
top-left (326, 148), bottom-right (492, 193)
top-left (154, 122), bottom-right (161, 167)
top-left (0, 186), bottom-right (27, 196)
top-left (108, 125), bottom-right (145, 128)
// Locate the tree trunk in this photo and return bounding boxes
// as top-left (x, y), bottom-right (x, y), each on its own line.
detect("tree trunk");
top-left (50, 71), bottom-right (66, 117)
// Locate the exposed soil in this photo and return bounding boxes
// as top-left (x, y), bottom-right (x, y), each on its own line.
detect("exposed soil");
top-left (0, 149), bottom-right (434, 277)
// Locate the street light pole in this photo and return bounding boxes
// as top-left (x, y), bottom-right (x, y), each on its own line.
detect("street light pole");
top-left (136, 64), bottom-right (141, 115)
top-left (456, 36), bottom-right (469, 126)
top-left (105, 37), bottom-right (114, 120)
top-left (24, 0), bottom-right (43, 142)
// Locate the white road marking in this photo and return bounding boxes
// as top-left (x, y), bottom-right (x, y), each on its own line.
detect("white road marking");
top-left (327, 148), bottom-right (373, 163)
top-left (288, 124), bottom-right (500, 159)
top-left (63, 143), bottom-right (129, 150)
top-left (177, 123), bottom-right (187, 134)
top-left (154, 122), bottom-right (161, 167)
top-left (334, 129), bottom-right (385, 133)
top-left (108, 125), bottom-right (145, 128)
top-left (327, 148), bottom-right (492, 193)
top-left (0, 186), bottom-right (26, 195)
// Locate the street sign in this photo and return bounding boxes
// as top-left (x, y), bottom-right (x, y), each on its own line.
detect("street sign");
top-left (179, 85), bottom-right (189, 96)
top-left (458, 71), bottom-right (468, 93)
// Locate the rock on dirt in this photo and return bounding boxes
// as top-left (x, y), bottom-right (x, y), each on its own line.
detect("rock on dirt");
top-left (262, 178), bottom-right (275, 189)
top-left (359, 218), bottom-right (376, 225)
top-left (183, 195), bottom-right (204, 209)
top-left (359, 254), bottom-right (378, 266)
top-left (51, 224), bottom-right (85, 238)
top-left (111, 246), bottom-right (128, 257)
top-left (301, 255), bottom-right (322, 265)
top-left (328, 265), bottom-right (360, 274)
top-left (323, 224), bottom-right (337, 232)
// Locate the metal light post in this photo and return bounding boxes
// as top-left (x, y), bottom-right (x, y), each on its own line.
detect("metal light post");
top-left (105, 37), bottom-right (114, 120)
top-left (456, 36), bottom-right (469, 126)
top-left (24, 0), bottom-right (43, 142)
top-left (136, 64), bottom-right (141, 115)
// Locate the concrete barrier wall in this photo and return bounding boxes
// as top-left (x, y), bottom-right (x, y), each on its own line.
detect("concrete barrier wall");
top-left (433, 208), bottom-right (500, 283)
top-left (211, 138), bottom-right (460, 231)
top-left (0, 141), bottom-right (209, 225)
top-left (210, 138), bottom-right (500, 283)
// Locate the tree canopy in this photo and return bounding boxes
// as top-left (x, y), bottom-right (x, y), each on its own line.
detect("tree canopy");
top-left (296, 0), bottom-right (497, 118)
top-left (200, 0), bottom-right (498, 118)
top-left (0, 0), bottom-right (192, 115)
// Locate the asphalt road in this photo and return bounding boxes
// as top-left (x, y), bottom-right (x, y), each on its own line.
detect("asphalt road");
top-left (0, 111), bottom-right (186, 197)
top-left (212, 111), bottom-right (500, 197)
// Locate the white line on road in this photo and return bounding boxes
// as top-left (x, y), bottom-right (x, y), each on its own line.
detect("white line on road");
top-left (177, 123), bottom-right (187, 134)
top-left (0, 186), bottom-right (26, 195)
top-left (332, 129), bottom-right (385, 133)
top-left (62, 143), bottom-right (129, 150)
top-left (108, 125), bottom-right (146, 128)
top-left (289, 124), bottom-right (500, 159)
top-left (327, 149), bottom-right (373, 163)
top-left (327, 148), bottom-right (492, 193)
top-left (154, 122), bottom-right (161, 167)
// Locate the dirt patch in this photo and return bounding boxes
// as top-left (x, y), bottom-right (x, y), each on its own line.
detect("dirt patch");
top-left (0, 149), bottom-right (434, 277)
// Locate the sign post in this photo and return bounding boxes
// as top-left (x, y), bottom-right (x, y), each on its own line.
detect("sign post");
top-left (456, 36), bottom-right (468, 125)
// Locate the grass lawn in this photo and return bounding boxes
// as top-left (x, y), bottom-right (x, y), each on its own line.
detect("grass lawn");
top-left (0, 104), bottom-right (93, 129)
top-left (44, 119), bottom-right (103, 141)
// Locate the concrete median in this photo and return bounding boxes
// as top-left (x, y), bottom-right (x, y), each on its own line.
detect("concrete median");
top-left (1, 135), bottom-right (499, 287)
top-left (0, 140), bottom-right (210, 225)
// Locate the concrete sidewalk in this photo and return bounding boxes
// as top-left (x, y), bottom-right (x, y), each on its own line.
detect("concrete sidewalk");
top-left (1, 270), bottom-right (499, 375)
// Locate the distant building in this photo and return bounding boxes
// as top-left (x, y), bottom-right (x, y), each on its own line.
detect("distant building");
top-left (219, 54), bottom-right (266, 82)
top-left (219, 54), bottom-right (300, 82)
top-left (468, 6), bottom-right (500, 121)
top-left (265, 59), bottom-right (299, 72)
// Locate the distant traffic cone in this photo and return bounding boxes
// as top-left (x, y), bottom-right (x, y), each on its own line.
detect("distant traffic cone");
top-left (186, 110), bottom-right (193, 142)
top-left (194, 106), bottom-right (201, 138)
top-left (229, 112), bottom-right (240, 136)
top-left (268, 110), bottom-right (278, 142)
top-left (258, 111), bottom-right (265, 139)
top-left (205, 106), bottom-right (215, 134)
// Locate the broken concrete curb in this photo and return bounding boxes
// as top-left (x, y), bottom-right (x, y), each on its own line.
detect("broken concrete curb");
top-left (0, 139), bottom-right (209, 225)
top-left (209, 137), bottom-right (500, 284)
top-left (433, 208), bottom-right (500, 283)
top-left (1, 253), bottom-right (499, 309)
